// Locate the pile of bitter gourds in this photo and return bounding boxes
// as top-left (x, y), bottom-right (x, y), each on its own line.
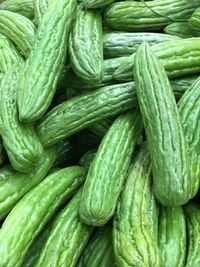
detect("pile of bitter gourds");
top-left (0, 0), bottom-right (200, 266)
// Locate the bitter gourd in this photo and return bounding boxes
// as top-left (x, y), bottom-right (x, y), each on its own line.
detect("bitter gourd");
top-left (69, 8), bottom-right (103, 86)
top-left (104, 0), bottom-right (200, 31)
top-left (184, 202), bottom-right (200, 267)
top-left (0, 0), bottom-right (34, 19)
top-left (158, 207), bottom-right (186, 267)
top-left (77, 223), bottom-right (115, 267)
top-left (113, 145), bottom-right (162, 267)
top-left (164, 22), bottom-right (200, 38)
top-left (79, 149), bottom-right (97, 169)
top-left (0, 10), bottom-right (35, 58)
top-left (82, 0), bottom-right (115, 9)
top-left (17, 0), bottom-right (77, 122)
top-left (0, 147), bottom-right (56, 220)
top-left (189, 7), bottom-right (200, 32)
top-left (103, 32), bottom-right (179, 58)
top-left (34, 0), bottom-right (48, 25)
top-left (171, 75), bottom-right (198, 98)
top-left (79, 111), bottom-right (142, 226)
top-left (134, 43), bottom-right (191, 206)
top-left (114, 37), bottom-right (200, 81)
top-left (0, 166), bottom-right (86, 267)
top-left (36, 82), bottom-right (137, 147)
top-left (33, 189), bottom-right (93, 267)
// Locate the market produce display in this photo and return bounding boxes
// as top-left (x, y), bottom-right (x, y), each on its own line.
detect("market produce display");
top-left (1, 0), bottom-right (200, 266)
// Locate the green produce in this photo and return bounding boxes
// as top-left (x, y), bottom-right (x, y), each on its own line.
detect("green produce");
top-left (158, 207), bottom-right (186, 267)
top-left (0, 10), bottom-right (36, 57)
top-left (171, 75), bottom-right (198, 98)
top-left (114, 38), bottom-right (200, 81)
top-left (184, 202), bottom-right (200, 267)
top-left (17, 0), bottom-right (77, 122)
top-left (79, 149), bottom-right (97, 169)
top-left (178, 76), bottom-right (200, 198)
top-left (79, 111), bottom-right (142, 226)
top-left (113, 146), bottom-right (162, 267)
top-left (69, 9), bottom-right (103, 86)
top-left (164, 22), bottom-right (200, 38)
top-left (33, 189), bottom-right (93, 267)
top-left (0, 66), bottom-right (44, 173)
top-left (89, 118), bottom-right (113, 137)
top-left (0, 147), bottom-right (56, 220)
top-left (82, 0), bottom-right (115, 9)
top-left (36, 82), bottom-right (137, 147)
top-left (104, 0), bottom-right (200, 31)
top-left (134, 43), bottom-right (191, 206)
top-left (103, 32), bottom-right (179, 58)
top-left (77, 224), bottom-right (115, 267)
top-left (189, 7), bottom-right (200, 32)
top-left (0, 0), bottom-right (34, 19)
top-left (0, 166), bottom-right (86, 267)
top-left (34, 0), bottom-right (48, 25)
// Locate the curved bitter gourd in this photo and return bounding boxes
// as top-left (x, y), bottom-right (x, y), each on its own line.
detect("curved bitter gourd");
top-left (34, 0), bottom-right (49, 25)
top-left (0, 0), bottom-right (34, 19)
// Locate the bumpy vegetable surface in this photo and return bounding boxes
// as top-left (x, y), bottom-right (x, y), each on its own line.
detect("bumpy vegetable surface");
top-left (0, 0), bottom-right (34, 19)
top-left (184, 202), bottom-right (200, 267)
top-left (113, 146), bottom-right (162, 267)
top-left (0, 166), bottom-right (86, 267)
top-left (83, 0), bottom-right (115, 9)
top-left (103, 32), bottom-right (179, 58)
top-left (17, 0), bottom-right (77, 122)
top-left (34, 0), bottom-right (48, 24)
top-left (134, 43), bottom-right (191, 206)
top-left (33, 189), bottom-right (93, 267)
top-left (0, 10), bottom-right (35, 57)
top-left (114, 38), bottom-right (200, 81)
top-left (104, 0), bottom-right (200, 31)
top-left (171, 75), bottom-right (198, 98)
top-left (79, 111), bottom-right (142, 226)
top-left (36, 82), bottom-right (137, 147)
top-left (189, 7), bottom-right (200, 32)
top-left (77, 224), bottom-right (115, 267)
top-left (164, 22), bottom-right (200, 38)
top-left (158, 207), bottom-right (186, 267)
top-left (0, 66), bottom-right (44, 172)
top-left (69, 8), bottom-right (103, 85)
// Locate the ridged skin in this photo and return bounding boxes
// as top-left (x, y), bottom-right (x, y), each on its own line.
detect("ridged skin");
top-left (83, 0), bottom-right (115, 9)
top-left (36, 82), bottom-right (137, 147)
top-left (164, 22), bottom-right (200, 38)
top-left (184, 202), bottom-right (200, 267)
top-left (17, 0), bottom-right (77, 122)
top-left (79, 111), bottom-right (143, 226)
top-left (170, 76), bottom-right (198, 98)
top-left (34, 0), bottom-right (48, 25)
top-left (103, 32), bottom-right (179, 58)
top-left (0, 10), bottom-right (35, 58)
top-left (0, 166), bottom-right (86, 267)
top-left (0, 0), bottom-right (34, 19)
top-left (134, 43), bottom-right (191, 206)
top-left (114, 38), bottom-right (200, 81)
top-left (69, 9), bottom-right (103, 85)
top-left (0, 147), bottom-right (56, 220)
top-left (178, 77), bottom-right (200, 198)
top-left (79, 149), bottom-right (97, 169)
top-left (77, 224), bottom-right (115, 267)
top-left (0, 34), bottom-right (23, 72)
top-left (158, 207), bottom-right (186, 267)
top-left (104, 0), bottom-right (200, 31)
top-left (189, 7), bottom-right (200, 32)
top-left (0, 66), bottom-right (44, 172)
top-left (113, 146), bottom-right (162, 267)
top-left (89, 118), bottom-right (112, 137)
top-left (33, 189), bottom-right (93, 267)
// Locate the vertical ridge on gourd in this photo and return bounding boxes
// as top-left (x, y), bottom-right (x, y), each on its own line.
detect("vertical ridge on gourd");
top-left (134, 43), bottom-right (191, 206)
top-left (36, 82), bottom-right (137, 147)
top-left (158, 207), bottom-right (186, 267)
top-left (189, 7), bottom-right (200, 32)
top-left (184, 202), bottom-right (200, 267)
top-left (69, 8), bottom-right (103, 86)
top-left (77, 223), bottom-right (115, 267)
top-left (17, 0), bottom-right (77, 122)
top-left (178, 77), bottom-right (200, 199)
top-left (164, 22), bottom-right (200, 38)
top-left (33, 189), bottom-right (93, 267)
top-left (103, 32), bottom-right (180, 58)
top-left (0, 10), bottom-right (35, 58)
top-left (79, 110), bottom-right (143, 226)
top-left (113, 146), bottom-right (162, 267)
top-left (113, 38), bottom-right (200, 81)
top-left (0, 147), bottom-right (56, 220)
top-left (0, 0), bottom-right (34, 19)
top-left (83, 0), bottom-right (115, 9)
top-left (104, 0), bottom-right (200, 31)
top-left (0, 166), bottom-right (86, 267)
top-left (0, 66), bottom-right (44, 173)
top-left (34, 0), bottom-right (49, 25)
